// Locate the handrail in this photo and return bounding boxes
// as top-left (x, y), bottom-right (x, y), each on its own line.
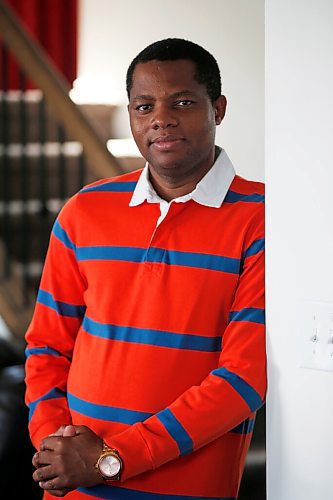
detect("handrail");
top-left (0, 1), bottom-right (124, 179)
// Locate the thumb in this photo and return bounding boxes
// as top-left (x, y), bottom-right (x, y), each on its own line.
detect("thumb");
top-left (49, 425), bottom-right (67, 437)
top-left (62, 425), bottom-right (79, 437)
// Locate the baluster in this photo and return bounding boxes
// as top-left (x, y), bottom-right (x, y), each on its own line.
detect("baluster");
top-left (19, 69), bottom-right (30, 302)
top-left (57, 123), bottom-right (66, 201)
top-left (78, 150), bottom-right (86, 191)
top-left (0, 44), bottom-right (10, 278)
top-left (38, 96), bottom-right (47, 213)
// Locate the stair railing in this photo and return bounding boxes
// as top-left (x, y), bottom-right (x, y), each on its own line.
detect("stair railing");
top-left (0, 0), bottom-right (123, 179)
top-left (0, 1), bottom-right (125, 337)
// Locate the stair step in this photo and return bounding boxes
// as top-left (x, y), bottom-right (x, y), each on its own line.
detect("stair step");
top-left (0, 141), bottom-right (83, 156)
top-left (0, 198), bottom-right (64, 216)
top-left (0, 241), bottom-right (36, 336)
top-left (1, 211), bottom-right (57, 262)
top-left (0, 147), bottom-right (90, 201)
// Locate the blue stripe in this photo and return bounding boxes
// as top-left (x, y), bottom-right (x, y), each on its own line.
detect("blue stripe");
top-left (82, 316), bottom-right (221, 353)
top-left (211, 367), bottom-right (262, 412)
top-left (37, 289), bottom-right (86, 318)
top-left (78, 484), bottom-right (235, 500)
top-left (243, 238), bottom-right (265, 259)
top-left (25, 346), bottom-right (62, 358)
top-left (80, 181), bottom-right (137, 193)
top-left (224, 190), bottom-right (265, 203)
top-left (67, 392), bottom-right (152, 424)
top-left (229, 307), bottom-right (265, 325)
top-left (52, 219), bottom-right (76, 251)
top-left (229, 417), bottom-right (255, 434)
top-left (156, 408), bottom-right (193, 456)
top-left (76, 246), bottom-right (144, 263)
top-left (75, 246), bottom-right (240, 275)
top-left (28, 387), bottom-right (66, 421)
top-left (148, 248), bottom-right (240, 274)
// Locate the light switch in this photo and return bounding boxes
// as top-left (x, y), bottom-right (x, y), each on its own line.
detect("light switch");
top-left (300, 301), bottom-right (333, 372)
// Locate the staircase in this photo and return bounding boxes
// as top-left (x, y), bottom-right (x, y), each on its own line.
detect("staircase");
top-left (0, 90), bottom-right (114, 335)
top-left (0, 2), bottom-right (145, 337)
top-left (0, 90), bottom-right (145, 337)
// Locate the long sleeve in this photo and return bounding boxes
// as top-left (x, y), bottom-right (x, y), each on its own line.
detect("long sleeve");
top-left (106, 203), bottom-right (266, 481)
top-left (25, 195), bottom-right (86, 449)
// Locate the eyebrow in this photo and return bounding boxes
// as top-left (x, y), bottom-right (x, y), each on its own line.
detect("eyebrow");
top-left (131, 94), bottom-right (153, 101)
top-left (131, 90), bottom-right (196, 101)
top-left (170, 90), bottom-right (196, 98)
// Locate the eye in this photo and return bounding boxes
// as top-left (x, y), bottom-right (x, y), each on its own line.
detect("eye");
top-left (175, 99), bottom-right (194, 107)
top-left (135, 104), bottom-right (152, 112)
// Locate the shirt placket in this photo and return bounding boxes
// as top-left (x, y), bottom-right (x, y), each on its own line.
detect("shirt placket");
top-left (144, 200), bottom-right (172, 266)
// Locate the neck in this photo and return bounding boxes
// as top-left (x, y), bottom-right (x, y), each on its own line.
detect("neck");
top-left (148, 174), bottom-right (202, 202)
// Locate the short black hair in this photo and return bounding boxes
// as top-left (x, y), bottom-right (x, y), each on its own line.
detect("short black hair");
top-left (126, 38), bottom-right (222, 103)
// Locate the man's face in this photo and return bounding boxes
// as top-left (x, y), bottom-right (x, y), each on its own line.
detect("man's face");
top-left (128, 59), bottom-right (226, 185)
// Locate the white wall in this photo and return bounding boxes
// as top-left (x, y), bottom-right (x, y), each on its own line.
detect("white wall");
top-left (266, 1), bottom-right (333, 498)
top-left (76, 0), bottom-right (264, 181)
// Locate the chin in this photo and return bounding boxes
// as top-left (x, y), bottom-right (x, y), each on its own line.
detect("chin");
top-left (148, 153), bottom-right (189, 171)
top-left (151, 162), bottom-right (184, 176)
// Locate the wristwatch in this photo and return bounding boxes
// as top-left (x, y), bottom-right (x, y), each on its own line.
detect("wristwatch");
top-left (95, 442), bottom-right (123, 481)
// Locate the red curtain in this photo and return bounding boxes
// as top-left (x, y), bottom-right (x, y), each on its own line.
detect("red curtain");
top-left (1, 0), bottom-right (78, 89)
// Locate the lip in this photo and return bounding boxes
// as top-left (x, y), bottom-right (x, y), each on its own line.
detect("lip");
top-left (150, 135), bottom-right (185, 151)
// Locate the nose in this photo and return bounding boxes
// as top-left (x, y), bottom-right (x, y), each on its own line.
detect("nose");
top-left (151, 103), bottom-right (178, 130)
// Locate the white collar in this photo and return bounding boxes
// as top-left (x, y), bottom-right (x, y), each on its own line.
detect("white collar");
top-left (129, 147), bottom-right (236, 209)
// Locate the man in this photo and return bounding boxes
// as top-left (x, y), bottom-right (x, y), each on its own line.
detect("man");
top-left (26, 38), bottom-right (266, 499)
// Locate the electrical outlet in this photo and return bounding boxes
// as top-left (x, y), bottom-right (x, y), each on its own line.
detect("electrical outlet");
top-left (300, 301), bottom-right (333, 372)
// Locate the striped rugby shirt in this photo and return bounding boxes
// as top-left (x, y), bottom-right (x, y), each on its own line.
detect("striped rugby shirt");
top-left (25, 148), bottom-right (266, 500)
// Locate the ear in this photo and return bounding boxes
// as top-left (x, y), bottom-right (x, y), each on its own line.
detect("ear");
top-left (214, 95), bottom-right (227, 125)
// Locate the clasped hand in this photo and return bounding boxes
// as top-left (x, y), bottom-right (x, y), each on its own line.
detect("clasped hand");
top-left (32, 425), bottom-right (103, 497)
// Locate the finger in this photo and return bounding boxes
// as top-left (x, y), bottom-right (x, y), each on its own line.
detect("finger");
top-left (33, 465), bottom-right (56, 483)
top-left (40, 435), bottom-right (63, 451)
top-left (49, 425), bottom-right (67, 437)
top-left (62, 425), bottom-right (77, 437)
top-left (39, 480), bottom-right (70, 497)
top-left (32, 451), bottom-right (48, 468)
top-left (72, 425), bottom-right (88, 434)
top-left (39, 478), bottom-right (70, 492)
top-left (33, 450), bottom-right (54, 467)
top-left (32, 452), bottom-right (39, 468)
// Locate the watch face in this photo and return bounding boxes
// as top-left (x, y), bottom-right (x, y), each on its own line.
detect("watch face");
top-left (99, 455), bottom-right (121, 478)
